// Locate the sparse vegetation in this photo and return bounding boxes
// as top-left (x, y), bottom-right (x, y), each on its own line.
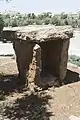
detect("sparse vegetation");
top-left (0, 14), bottom-right (4, 32)
top-left (0, 11), bottom-right (80, 27)
top-left (69, 55), bottom-right (80, 66)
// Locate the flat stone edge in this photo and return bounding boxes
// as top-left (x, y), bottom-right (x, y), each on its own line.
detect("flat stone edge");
top-left (2, 25), bottom-right (73, 42)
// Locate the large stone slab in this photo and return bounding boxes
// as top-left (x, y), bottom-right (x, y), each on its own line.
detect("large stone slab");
top-left (13, 41), bottom-right (34, 85)
top-left (2, 25), bottom-right (73, 43)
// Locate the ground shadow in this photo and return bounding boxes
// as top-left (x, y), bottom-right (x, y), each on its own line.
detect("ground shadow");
top-left (0, 74), bottom-right (27, 100)
top-left (63, 69), bottom-right (80, 85)
top-left (35, 68), bottom-right (80, 89)
top-left (3, 92), bottom-right (53, 120)
top-left (0, 69), bottom-right (80, 100)
top-left (0, 70), bottom-right (79, 120)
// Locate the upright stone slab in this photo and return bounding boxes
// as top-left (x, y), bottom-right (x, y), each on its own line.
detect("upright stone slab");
top-left (13, 41), bottom-right (34, 85)
top-left (60, 39), bottom-right (70, 81)
top-left (33, 44), bottom-right (41, 85)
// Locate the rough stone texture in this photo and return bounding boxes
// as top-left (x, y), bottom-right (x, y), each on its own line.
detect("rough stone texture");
top-left (33, 44), bottom-right (41, 70)
top-left (3, 25), bottom-right (73, 43)
top-left (33, 44), bottom-right (41, 85)
top-left (13, 41), bottom-right (34, 85)
top-left (39, 40), bottom-right (69, 87)
top-left (31, 43), bottom-right (59, 88)
top-left (40, 40), bottom-right (62, 77)
top-left (60, 39), bottom-right (70, 80)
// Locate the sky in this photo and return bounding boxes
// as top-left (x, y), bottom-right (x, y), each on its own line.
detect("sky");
top-left (0, 0), bottom-right (80, 14)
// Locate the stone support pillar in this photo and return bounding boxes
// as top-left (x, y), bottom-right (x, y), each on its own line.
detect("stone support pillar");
top-left (59, 39), bottom-right (70, 80)
top-left (33, 44), bottom-right (41, 85)
top-left (13, 41), bottom-right (34, 85)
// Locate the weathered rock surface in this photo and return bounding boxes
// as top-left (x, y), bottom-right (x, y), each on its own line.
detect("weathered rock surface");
top-left (3, 25), bottom-right (73, 42)
top-left (13, 41), bottom-right (34, 85)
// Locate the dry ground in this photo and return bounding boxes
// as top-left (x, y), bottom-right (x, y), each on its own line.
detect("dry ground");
top-left (0, 57), bottom-right (80, 120)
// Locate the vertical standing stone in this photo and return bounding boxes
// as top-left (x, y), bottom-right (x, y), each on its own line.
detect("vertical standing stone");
top-left (13, 41), bottom-right (34, 85)
top-left (59, 39), bottom-right (70, 81)
top-left (33, 44), bottom-right (41, 85)
top-left (34, 44), bottom-right (41, 72)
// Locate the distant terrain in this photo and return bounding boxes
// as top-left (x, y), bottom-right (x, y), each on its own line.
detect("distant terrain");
top-left (0, 11), bottom-right (80, 27)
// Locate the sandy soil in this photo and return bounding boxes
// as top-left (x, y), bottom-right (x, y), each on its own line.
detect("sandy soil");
top-left (0, 57), bottom-right (80, 120)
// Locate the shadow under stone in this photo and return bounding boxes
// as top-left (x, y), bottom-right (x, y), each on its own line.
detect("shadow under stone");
top-left (63, 69), bottom-right (80, 85)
